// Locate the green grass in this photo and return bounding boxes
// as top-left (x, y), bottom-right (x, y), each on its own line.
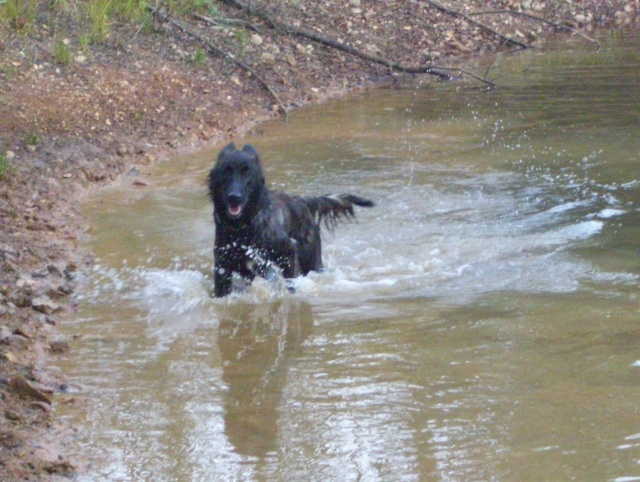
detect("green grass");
top-left (193, 46), bottom-right (207, 66)
top-left (22, 132), bottom-right (40, 147)
top-left (0, 0), bottom-right (39, 32)
top-left (53, 38), bottom-right (72, 65)
top-left (0, 152), bottom-right (14, 180)
top-left (2, 63), bottom-right (18, 79)
top-left (1, 0), bottom-right (225, 42)
top-left (78, 32), bottom-right (90, 49)
top-left (235, 28), bottom-right (247, 47)
top-left (87, 0), bottom-right (112, 42)
top-left (113, 0), bottom-right (145, 21)
top-left (165, 0), bottom-right (213, 16)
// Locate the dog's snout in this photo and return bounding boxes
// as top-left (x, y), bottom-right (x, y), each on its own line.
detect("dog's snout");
top-left (226, 177), bottom-right (244, 200)
top-left (227, 191), bottom-right (243, 204)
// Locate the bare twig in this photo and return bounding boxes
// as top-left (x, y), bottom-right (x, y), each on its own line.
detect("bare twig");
top-left (147, 5), bottom-right (289, 120)
top-left (193, 12), bottom-right (261, 33)
top-left (425, 0), bottom-right (529, 50)
top-left (468, 9), bottom-right (601, 50)
top-left (222, 0), bottom-right (495, 86)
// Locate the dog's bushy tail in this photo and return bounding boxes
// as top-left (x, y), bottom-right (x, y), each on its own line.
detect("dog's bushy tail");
top-left (303, 194), bottom-right (374, 230)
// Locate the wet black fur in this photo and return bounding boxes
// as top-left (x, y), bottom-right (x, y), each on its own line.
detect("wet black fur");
top-left (208, 143), bottom-right (374, 297)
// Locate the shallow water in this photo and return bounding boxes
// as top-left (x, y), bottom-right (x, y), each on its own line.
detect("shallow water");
top-left (57, 32), bottom-right (640, 481)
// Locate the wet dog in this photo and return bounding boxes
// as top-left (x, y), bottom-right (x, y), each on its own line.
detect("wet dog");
top-left (208, 143), bottom-right (374, 297)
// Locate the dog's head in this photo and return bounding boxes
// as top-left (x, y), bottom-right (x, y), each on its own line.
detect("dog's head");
top-left (208, 143), bottom-right (266, 224)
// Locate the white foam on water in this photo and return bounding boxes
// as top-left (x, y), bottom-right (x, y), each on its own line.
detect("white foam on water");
top-left (140, 268), bottom-right (212, 315)
top-left (286, 170), bottom-right (636, 304)
top-left (80, 256), bottom-right (303, 337)
top-left (596, 208), bottom-right (627, 219)
top-left (77, 261), bottom-right (221, 344)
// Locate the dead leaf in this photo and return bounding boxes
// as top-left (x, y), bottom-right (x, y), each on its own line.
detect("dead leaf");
top-left (4, 352), bottom-right (20, 363)
top-left (9, 376), bottom-right (53, 405)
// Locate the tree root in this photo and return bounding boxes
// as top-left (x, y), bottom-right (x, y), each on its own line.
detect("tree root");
top-left (425, 0), bottom-right (529, 50)
top-left (222, 0), bottom-right (495, 86)
top-left (468, 9), bottom-right (601, 50)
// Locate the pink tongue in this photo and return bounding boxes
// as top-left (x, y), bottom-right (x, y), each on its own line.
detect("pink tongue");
top-left (228, 204), bottom-right (242, 216)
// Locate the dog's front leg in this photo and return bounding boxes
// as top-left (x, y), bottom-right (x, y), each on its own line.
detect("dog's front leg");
top-left (283, 240), bottom-right (300, 293)
top-left (214, 244), bottom-right (235, 297)
top-left (214, 265), bottom-right (233, 297)
top-left (277, 238), bottom-right (300, 279)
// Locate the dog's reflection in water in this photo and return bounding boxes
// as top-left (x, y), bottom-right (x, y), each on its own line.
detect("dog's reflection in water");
top-left (217, 299), bottom-right (313, 458)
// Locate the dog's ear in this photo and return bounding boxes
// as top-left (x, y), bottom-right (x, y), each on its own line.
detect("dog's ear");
top-left (241, 144), bottom-right (260, 165)
top-left (219, 143), bottom-right (237, 159)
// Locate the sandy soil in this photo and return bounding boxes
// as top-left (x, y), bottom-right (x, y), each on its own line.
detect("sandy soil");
top-left (0, 0), bottom-right (637, 479)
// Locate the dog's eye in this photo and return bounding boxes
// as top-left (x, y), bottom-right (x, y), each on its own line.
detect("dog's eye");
top-left (240, 164), bottom-right (249, 174)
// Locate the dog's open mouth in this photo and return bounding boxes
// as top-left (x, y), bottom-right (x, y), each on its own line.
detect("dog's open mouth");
top-left (227, 202), bottom-right (243, 218)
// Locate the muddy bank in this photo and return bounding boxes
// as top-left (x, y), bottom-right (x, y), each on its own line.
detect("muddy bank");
top-left (1, 1), bottom-right (638, 479)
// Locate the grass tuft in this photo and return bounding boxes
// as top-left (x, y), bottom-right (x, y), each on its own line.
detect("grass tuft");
top-left (193, 45), bottom-right (206, 66)
top-left (0, 152), bottom-right (14, 180)
top-left (53, 38), bottom-right (72, 65)
top-left (87, 0), bottom-right (113, 42)
top-left (1, 0), bottom-right (39, 32)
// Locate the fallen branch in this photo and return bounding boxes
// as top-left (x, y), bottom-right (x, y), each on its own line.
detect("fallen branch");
top-left (147, 6), bottom-right (289, 120)
top-left (193, 12), bottom-right (261, 33)
top-left (222, 0), bottom-right (495, 86)
top-left (425, 0), bottom-right (529, 50)
top-left (468, 9), bottom-right (601, 50)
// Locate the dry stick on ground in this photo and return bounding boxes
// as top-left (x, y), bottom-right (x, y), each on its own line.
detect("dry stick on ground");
top-left (469, 9), bottom-right (601, 50)
top-left (147, 6), bottom-right (289, 119)
top-left (425, 0), bottom-right (529, 50)
top-left (221, 0), bottom-right (496, 86)
top-left (193, 12), bottom-right (261, 33)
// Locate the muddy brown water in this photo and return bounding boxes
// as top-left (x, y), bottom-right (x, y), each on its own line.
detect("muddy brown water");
top-left (56, 33), bottom-right (640, 481)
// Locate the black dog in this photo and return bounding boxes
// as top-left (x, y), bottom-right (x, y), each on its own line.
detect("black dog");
top-left (208, 143), bottom-right (374, 297)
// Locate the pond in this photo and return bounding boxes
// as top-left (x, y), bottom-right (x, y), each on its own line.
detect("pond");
top-left (56, 32), bottom-right (640, 481)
